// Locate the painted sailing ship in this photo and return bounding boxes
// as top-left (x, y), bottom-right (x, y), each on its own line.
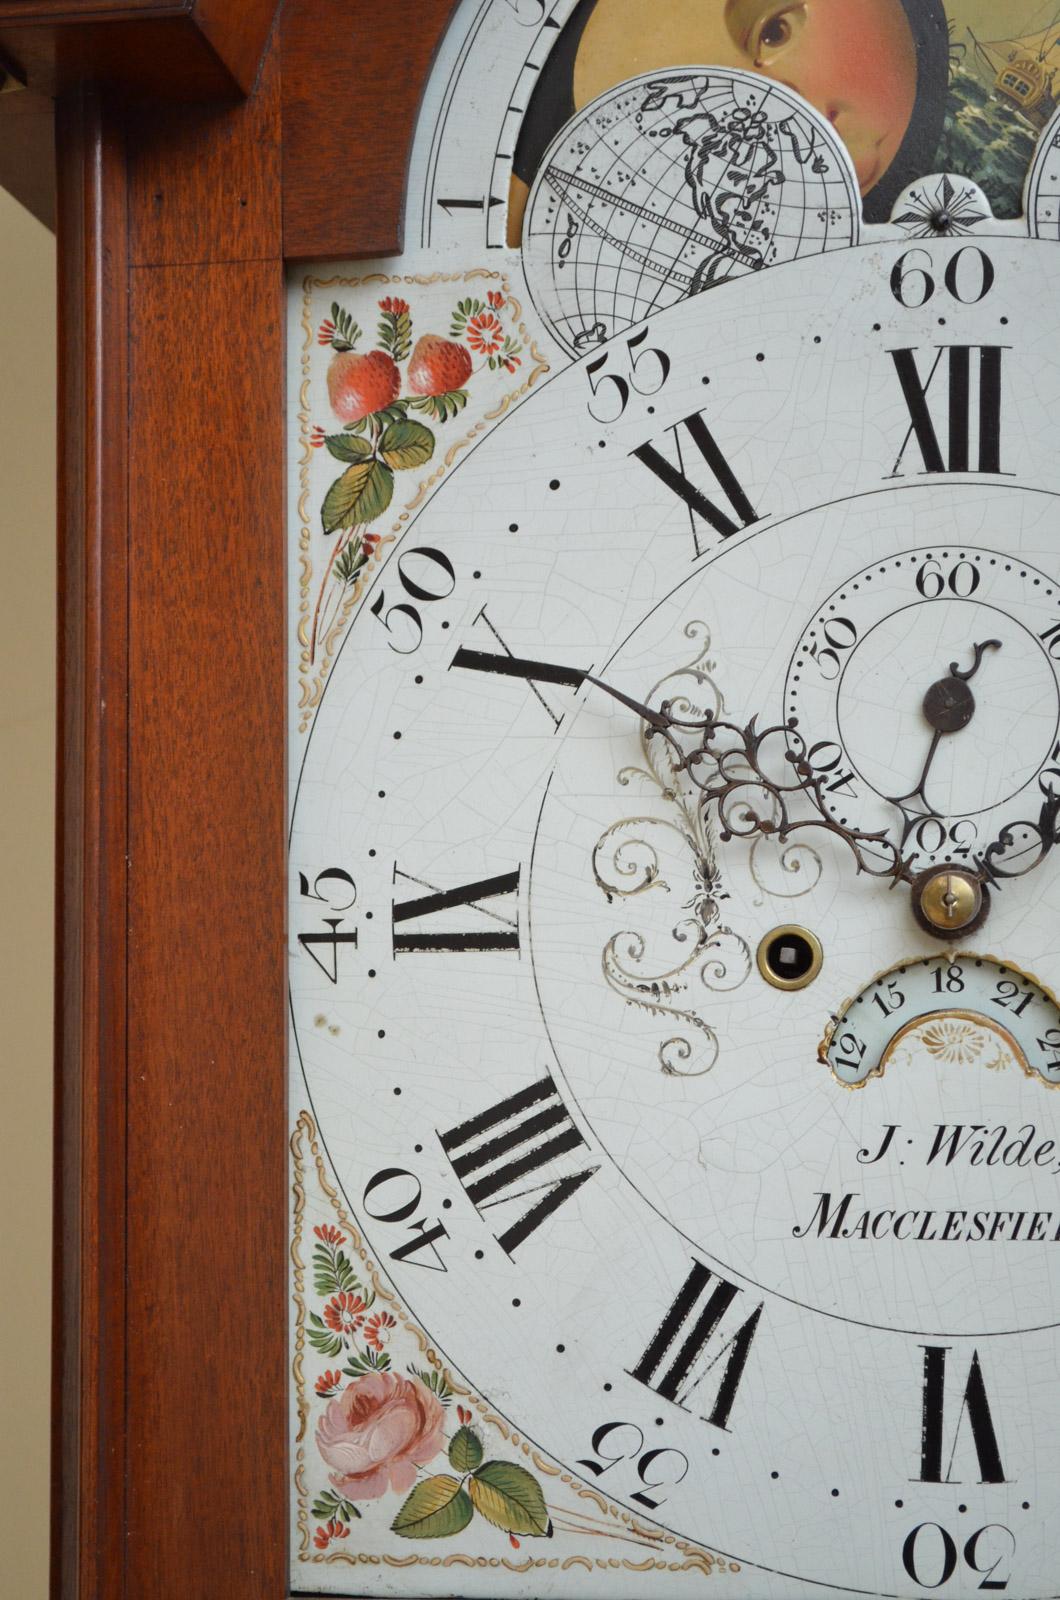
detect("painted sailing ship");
top-left (970, 16), bottom-right (1060, 130)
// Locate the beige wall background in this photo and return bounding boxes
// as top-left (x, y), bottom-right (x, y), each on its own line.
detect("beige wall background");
top-left (0, 185), bottom-right (56, 1595)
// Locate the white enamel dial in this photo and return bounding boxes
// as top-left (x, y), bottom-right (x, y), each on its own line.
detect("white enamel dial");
top-left (290, 236), bottom-right (1060, 1597)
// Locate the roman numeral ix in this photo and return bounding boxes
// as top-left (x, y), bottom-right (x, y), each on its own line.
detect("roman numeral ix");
top-left (890, 345), bottom-right (1006, 478)
top-left (438, 1074), bottom-right (599, 1257)
top-left (631, 1259), bottom-right (762, 1430)
top-left (632, 408), bottom-right (761, 559)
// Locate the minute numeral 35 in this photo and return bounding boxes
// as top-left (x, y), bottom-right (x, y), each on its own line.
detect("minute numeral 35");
top-left (631, 1259), bottom-right (762, 1429)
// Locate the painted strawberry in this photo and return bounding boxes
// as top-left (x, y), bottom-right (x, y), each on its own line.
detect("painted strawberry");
top-left (407, 334), bottom-right (472, 397)
top-left (326, 349), bottom-right (400, 424)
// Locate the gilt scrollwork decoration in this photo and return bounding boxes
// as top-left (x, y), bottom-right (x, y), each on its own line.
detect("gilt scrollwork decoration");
top-left (592, 625), bottom-right (751, 1077)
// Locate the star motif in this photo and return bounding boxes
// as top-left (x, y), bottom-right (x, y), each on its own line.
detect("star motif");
top-left (892, 175), bottom-right (990, 238)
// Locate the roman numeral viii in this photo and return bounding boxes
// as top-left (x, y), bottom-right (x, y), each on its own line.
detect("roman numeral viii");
top-left (438, 1074), bottom-right (599, 1257)
top-left (392, 868), bottom-right (520, 954)
top-left (919, 1345), bottom-right (1006, 1485)
top-left (889, 345), bottom-right (1006, 478)
top-left (632, 409), bottom-right (761, 559)
top-left (631, 1259), bottom-right (762, 1430)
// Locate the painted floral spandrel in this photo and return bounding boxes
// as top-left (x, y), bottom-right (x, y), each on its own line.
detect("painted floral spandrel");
top-left (309, 291), bottom-right (523, 666)
top-left (308, 1223), bottom-right (549, 1553)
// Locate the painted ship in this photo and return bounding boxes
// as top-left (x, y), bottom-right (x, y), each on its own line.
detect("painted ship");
top-left (970, 16), bottom-right (1060, 130)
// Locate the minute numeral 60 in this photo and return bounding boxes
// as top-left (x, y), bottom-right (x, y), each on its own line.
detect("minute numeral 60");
top-left (916, 557), bottom-right (980, 599)
top-left (890, 246), bottom-right (995, 310)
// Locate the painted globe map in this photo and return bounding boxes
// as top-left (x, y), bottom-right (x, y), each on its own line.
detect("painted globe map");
top-left (523, 68), bottom-right (861, 355)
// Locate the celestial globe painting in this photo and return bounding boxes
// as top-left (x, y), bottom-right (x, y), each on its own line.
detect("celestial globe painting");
top-left (522, 68), bottom-right (859, 354)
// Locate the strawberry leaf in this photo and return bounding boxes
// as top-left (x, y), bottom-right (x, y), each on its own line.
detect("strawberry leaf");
top-left (321, 460), bottom-right (394, 533)
top-left (379, 418), bottom-right (435, 471)
top-left (324, 433), bottom-right (373, 464)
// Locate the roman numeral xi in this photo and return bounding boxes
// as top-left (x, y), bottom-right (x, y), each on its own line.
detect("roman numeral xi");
top-left (632, 409), bottom-right (761, 560)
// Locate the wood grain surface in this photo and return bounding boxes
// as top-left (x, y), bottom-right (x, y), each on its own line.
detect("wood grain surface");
top-left (53, 3), bottom-right (448, 1592)
top-left (281, 0), bottom-right (462, 261)
top-left (0, 0), bottom-right (280, 99)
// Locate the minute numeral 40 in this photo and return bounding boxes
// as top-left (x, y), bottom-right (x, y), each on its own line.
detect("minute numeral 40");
top-left (631, 1259), bottom-right (762, 1430)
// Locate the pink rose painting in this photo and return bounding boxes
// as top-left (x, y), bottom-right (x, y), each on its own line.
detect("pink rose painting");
top-left (316, 1371), bottom-right (446, 1500)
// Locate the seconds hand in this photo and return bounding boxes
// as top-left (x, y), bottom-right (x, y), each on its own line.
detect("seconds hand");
top-left (885, 638), bottom-right (1002, 846)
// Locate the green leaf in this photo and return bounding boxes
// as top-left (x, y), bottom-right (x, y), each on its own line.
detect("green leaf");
top-left (390, 1474), bottom-right (474, 1540)
top-left (324, 432), bottom-right (373, 464)
top-left (311, 1491), bottom-right (361, 1522)
top-left (408, 390), bottom-right (468, 424)
top-left (468, 1460), bottom-right (550, 1536)
top-left (449, 1425), bottom-right (484, 1474)
top-left (307, 1324), bottom-right (343, 1358)
top-left (379, 418), bottom-right (435, 471)
top-left (321, 459), bottom-right (394, 534)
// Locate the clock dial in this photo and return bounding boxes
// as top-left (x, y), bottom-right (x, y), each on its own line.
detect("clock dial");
top-left (291, 230), bottom-right (1060, 1596)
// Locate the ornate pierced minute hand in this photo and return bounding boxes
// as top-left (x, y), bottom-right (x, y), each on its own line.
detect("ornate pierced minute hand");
top-left (581, 670), bottom-right (918, 886)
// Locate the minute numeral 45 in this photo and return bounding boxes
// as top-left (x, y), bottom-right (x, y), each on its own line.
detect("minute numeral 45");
top-left (392, 867), bottom-right (520, 954)
top-left (632, 407), bottom-right (761, 560)
top-left (298, 867), bottom-right (358, 982)
top-left (438, 1074), bottom-right (599, 1257)
top-left (631, 1259), bottom-right (762, 1430)
top-left (889, 345), bottom-right (1006, 478)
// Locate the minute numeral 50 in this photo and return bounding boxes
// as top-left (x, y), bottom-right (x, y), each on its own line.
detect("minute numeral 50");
top-left (371, 545), bottom-right (456, 655)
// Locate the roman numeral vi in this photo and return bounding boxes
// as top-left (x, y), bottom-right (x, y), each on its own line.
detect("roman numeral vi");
top-left (919, 1345), bottom-right (1006, 1484)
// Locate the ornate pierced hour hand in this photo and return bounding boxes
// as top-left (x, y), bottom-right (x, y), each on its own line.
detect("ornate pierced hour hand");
top-left (884, 638), bottom-right (1002, 845)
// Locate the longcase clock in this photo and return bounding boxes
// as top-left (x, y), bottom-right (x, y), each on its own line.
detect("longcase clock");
top-left (20, 0), bottom-right (1060, 1595)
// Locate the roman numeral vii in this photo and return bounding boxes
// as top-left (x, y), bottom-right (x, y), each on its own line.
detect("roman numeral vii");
top-left (438, 1074), bottom-right (598, 1257)
top-left (632, 409), bottom-right (761, 559)
top-left (631, 1260), bottom-right (762, 1430)
top-left (889, 345), bottom-right (1006, 478)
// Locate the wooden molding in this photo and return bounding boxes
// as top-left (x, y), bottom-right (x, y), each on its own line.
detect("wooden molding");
top-left (282, 0), bottom-right (462, 260)
top-left (0, 0), bottom-right (280, 99)
top-left (0, 86), bottom-right (55, 227)
top-left (52, 84), bottom-right (129, 1600)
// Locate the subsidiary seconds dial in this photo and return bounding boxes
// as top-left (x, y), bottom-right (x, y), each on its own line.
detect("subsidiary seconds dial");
top-left (786, 544), bottom-right (1060, 869)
